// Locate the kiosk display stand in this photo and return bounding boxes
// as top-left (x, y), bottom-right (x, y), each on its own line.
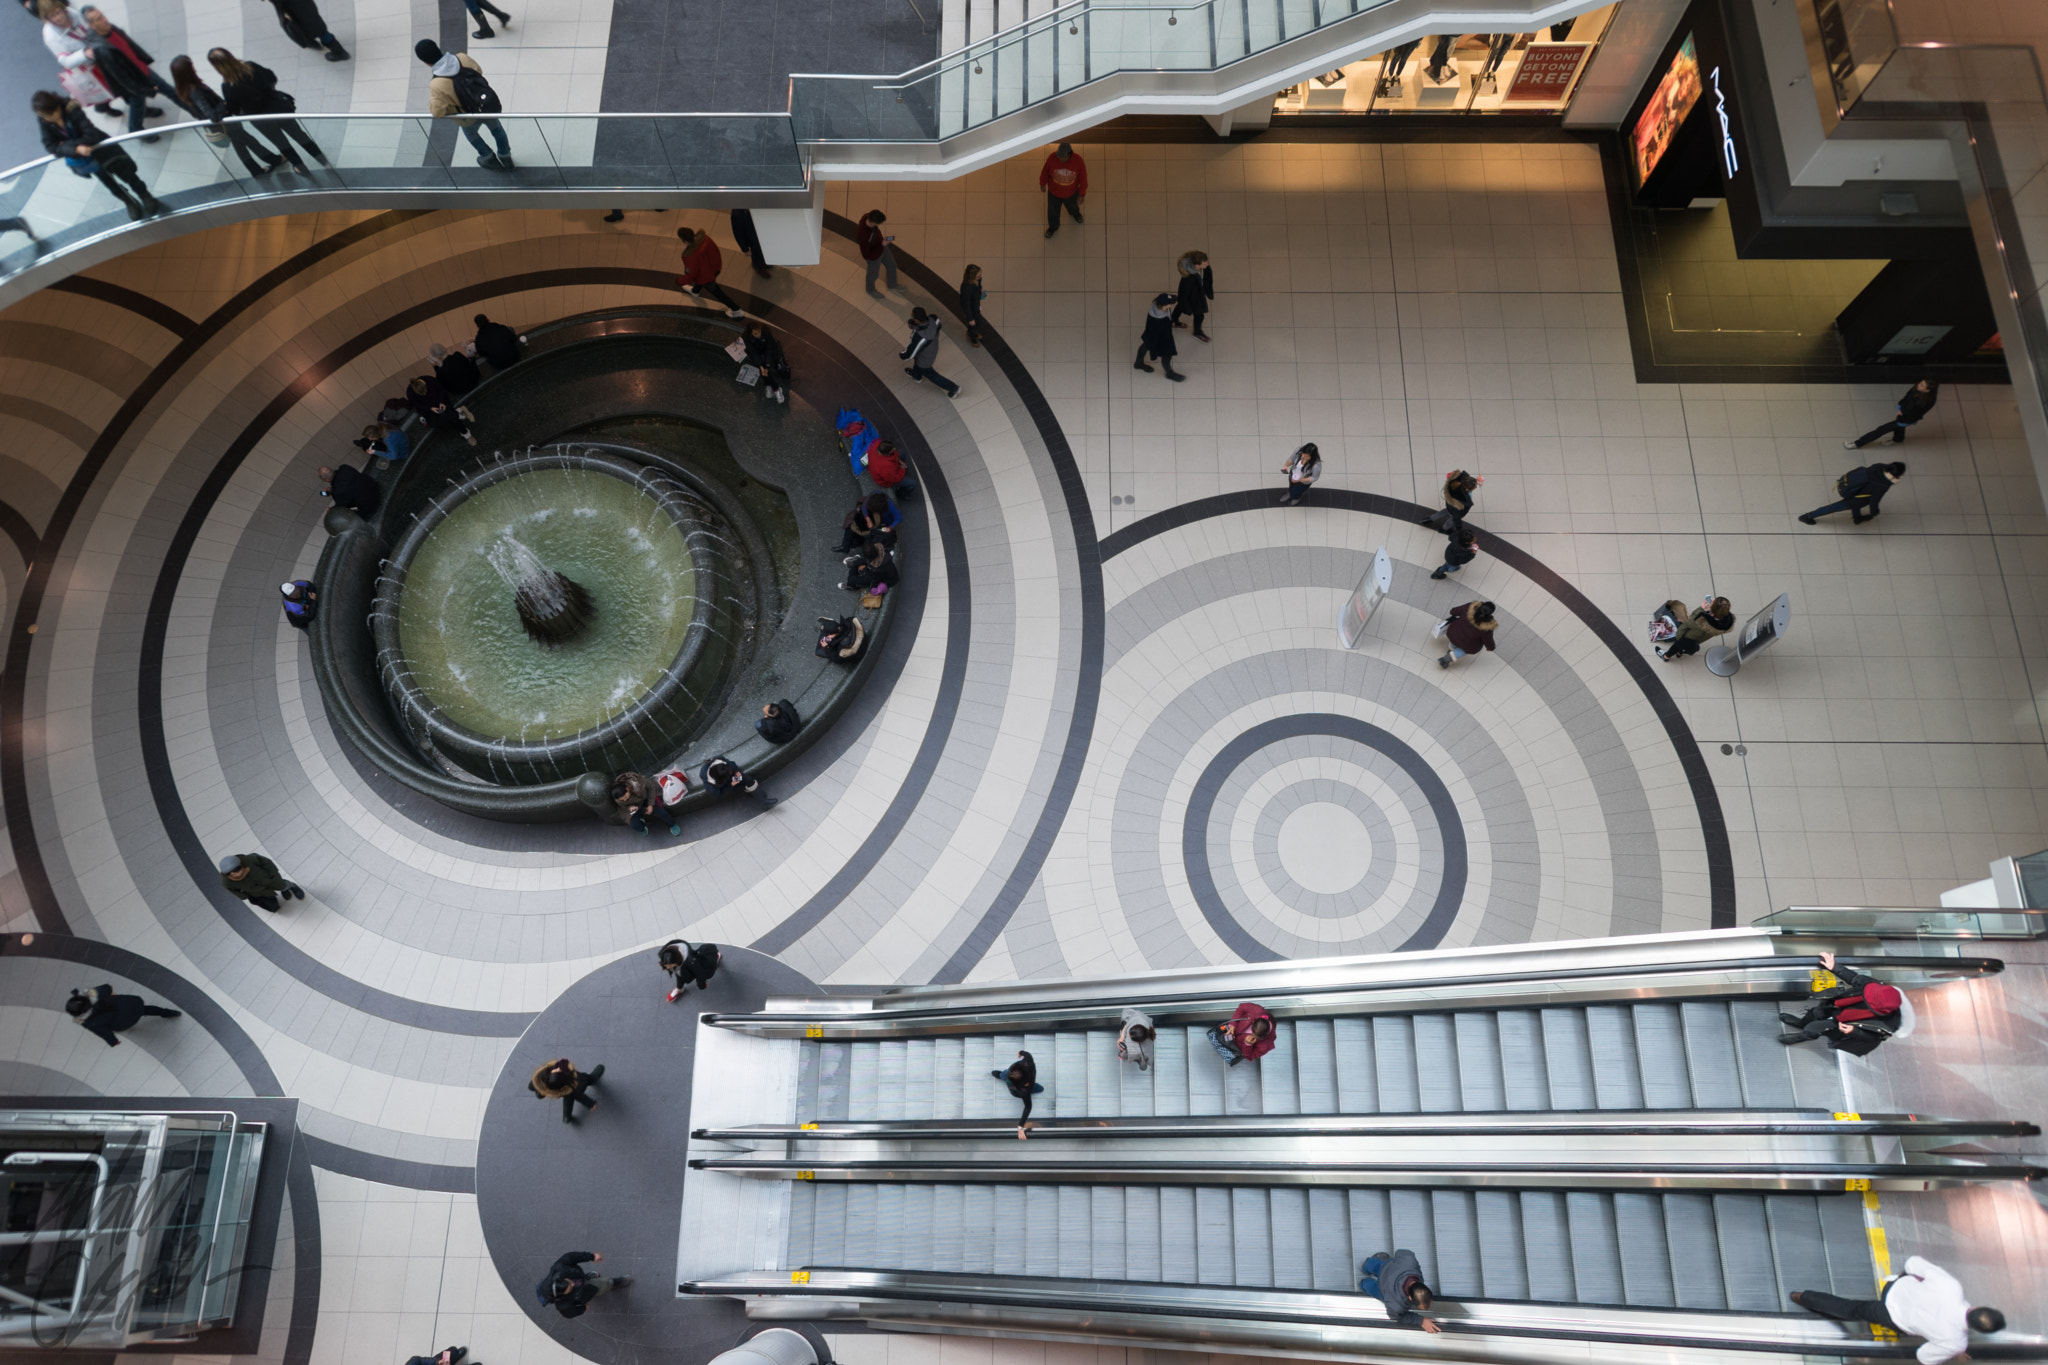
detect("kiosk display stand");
top-left (1338, 547), bottom-right (1394, 650)
top-left (1707, 592), bottom-right (1791, 676)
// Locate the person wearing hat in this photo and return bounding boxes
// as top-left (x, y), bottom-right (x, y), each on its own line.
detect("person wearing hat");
top-left (279, 580), bottom-right (318, 630)
top-left (1134, 293), bottom-right (1184, 382)
top-left (1778, 951), bottom-right (1904, 1054)
top-left (1039, 140), bottom-right (1087, 238)
top-left (218, 852), bottom-right (303, 911)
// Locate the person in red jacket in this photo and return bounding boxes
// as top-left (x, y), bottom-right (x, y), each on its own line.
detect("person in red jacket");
top-left (856, 209), bottom-right (898, 293)
top-left (1210, 1002), bottom-right (1276, 1067)
top-left (674, 227), bottom-right (744, 318)
top-left (864, 439), bottom-right (918, 496)
top-left (1039, 141), bottom-right (1087, 238)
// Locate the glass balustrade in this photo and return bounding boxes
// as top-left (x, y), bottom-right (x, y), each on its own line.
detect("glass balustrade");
top-left (1756, 906), bottom-right (2048, 940)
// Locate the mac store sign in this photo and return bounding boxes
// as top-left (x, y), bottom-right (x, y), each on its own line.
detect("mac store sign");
top-left (1623, 0), bottom-right (1749, 210)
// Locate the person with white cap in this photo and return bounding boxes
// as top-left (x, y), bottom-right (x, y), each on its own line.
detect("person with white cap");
top-left (279, 580), bottom-right (318, 631)
top-left (218, 852), bottom-right (303, 911)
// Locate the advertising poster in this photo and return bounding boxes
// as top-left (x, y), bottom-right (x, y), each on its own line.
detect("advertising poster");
top-left (1632, 33), bottom-right (1703, 185)
top-left (1502, 43), bottom-right (1590, 102)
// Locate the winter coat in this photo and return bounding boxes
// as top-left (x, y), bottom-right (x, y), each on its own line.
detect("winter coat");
top-left (435, 349), bottom-right (481, 395)
top-left (1218, 1002), bottom-right (1277, 1061)
top-left (612, 771), bottom-right (658, 817)
top-left (866, 445), bottom-right (909, 489)
top-left (1444, 603), bottom-right (1497, 655)
top-left (1176, 258), bottom-right (1214, 316)
top-left (474, 319), bottom-right (521, 369)
top-left (85, 23), bottom-right (160, 102)
top-left (281, 581), bottom-right (318, 629)
top-left (266, 0), bottom-right (332, 44)
top-left (326, 462), bottom-right (381, 516)
top-left (529, 1061), bottom-right (582, 1099)
top-left (817, 616), bottom-right (866, 664)
top-left (677, 234), bottom-right (724, 288)
top-left (1674, 604), bottom-right (1733, 644)
top-left (425, 52), bottom-right (484, 121)
top-left (535, 1251), bottom-right (600, 1318)
top-left (742, 330), bottom-right (790, 386)
top-left (1140, 305), bottom-right (1177, 360)
top-left (1442, 478), bottom-right (1475, 520)
top-left (855, 219), bottom-right (886, 261)
top-left (38, 102), bottom-right (109, 162)
top-left (730, 208), bottom-right (761, 256)
top-left (1895, 384), bottom-right (1938, 425)
top-left (1038, 150), bottom-right (1087, 198)
top-left (1002, 1050), bottom-right (1039, 1122)
top-left (220, 63), bottom-right (297, 117)
top-left (756, 700), bottom-right (801, 744)
top-left (221, 852), bottom-right (292, 900)
top-left (1374, 1248), bottom-right (1432, 1326)
top-left (960, 279), bottom-right (985, 321)
top-left (1118, 1006), bottom-right (1154, 1071)
top-left (900, 316), bottom-right (944, 368)
top-left (1441, 537), bottom-right (1476, 568)
top-left (75, 985), bottom-right (147, 1046)
top-left (1841, 464), bottom-right (1898, 507)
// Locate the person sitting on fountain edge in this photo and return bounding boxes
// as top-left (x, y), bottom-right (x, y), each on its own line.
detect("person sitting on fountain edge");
top-left (318, 463), bottom-right (380, 518)
top-left (700, 755), bottom-right (776, 809)
top-left (610, 770), bottom-right (678, 836)
top-left (816, 616), bottom-right (865, 665)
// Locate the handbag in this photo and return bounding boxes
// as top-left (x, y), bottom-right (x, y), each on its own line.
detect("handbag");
top-left (276, 8), bottom-right (318, 49)
top-left (1205, 1026), bottom-right (1241, 1064)
top-left (1423, 507), bottom-right (1458, 533)
top-left (59, 65), bottom-right (114, 107)
top-left (1431, 618), bottom-right (1450, 640)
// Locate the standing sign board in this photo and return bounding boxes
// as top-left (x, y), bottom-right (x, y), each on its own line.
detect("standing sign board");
top-left (1338, 548), bottom-right (1394, 650)
top-left (1706, 592), bottom-right (1791, 676)
top-left (1503, 43), bottom-right (1590, 102)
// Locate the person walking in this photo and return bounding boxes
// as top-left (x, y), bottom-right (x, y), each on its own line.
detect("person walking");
top-left (1658, 596), bottom-right (1733, 661)
top-left (1039, 140), bottom-right (1086, 238)
top-left (1798, 461), bottom-right (1904, 526)
top-left (79, 7), bottom-right (187, 139)
top-left (318, 462), bottom-right (382, 516)
top-left (170, 55), bottom-right (281, 177)
top-left (1777, 950), bottom-right (1904, 1055)
top-left (1434, 600), bottom-right (1497, 669)
top-left (280, 580), bottom-right (318, 630)
top-left (756, 699), bottom-right (800, 743)
top-left (33, 91), bottom-right (163, 220)
top-left (211, 49), bottom-right (328, 173)
top-left (1421, 470), bottom-right (1478, 531)
top-left (1117, 1006), bottom-right (1155, 1071)
top-left (1172, 250), bottom-right (1213, 342)
top-left (472, 314), bottom-right (523, 370)
top-left (39, 0), bottom-right (123, 119)
top-left (66, 984), bottom-right (180, 1047)
top-left (741, 321), bottom-right (790, 404)
top-left (674, 226), bottom-right (745, 318)
top-left (700, 755), bottom-right (777, 809)
top-left (456, 0), bottom-right (512, 39)
top-left (959, 264), bottom-right (987, 347)
top-left (529, 1058), bottom-right (605, 1124)
top-left (1430, 527), bottom-right (1477, 580)
top-left (1208, 1001), bottom-right (1276, 1067)
top-left (730, 208), bottom-right (771, 277)
top-left (218, 852), bottom-right (304, 911)
top-left (415, 40), bottom-right (512, 170)
top-left (1359, 1249), bottom-right (1444, 1332)
top-left (405, 1347), bottom-right (468, 1365)
top-left (256, 0), bottom-right (350, 61)
top-left (1791, 1258), bottom-right (2002, 1365)
top-left (1280, 442), bottom-right (1321, 505)
top-left (1134, 292), bottom-right (1184, 382)
top-left (657, 939), bottom-right (721, 999)
top-left (901, 308), bottom-right (961, 397)
top-left (537, 1251), bottom-right (629, 1317)
top-left (856, 210), bottom-right (898, 294)
top-left (430, 341), bottom-right (480, 396)
top-left (609, 770), bottom-right (676, 836)
top-left (1846, 379), bottom-right (1939, 450)
top-left (991, 1049), bottom-right (1041, 1138)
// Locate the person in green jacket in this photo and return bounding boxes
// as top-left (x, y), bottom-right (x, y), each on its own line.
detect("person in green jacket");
top-left (218, 852), bottom-right (304, 911)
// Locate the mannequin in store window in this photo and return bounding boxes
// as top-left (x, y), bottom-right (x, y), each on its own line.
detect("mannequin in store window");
top-left (1377, 39), bottom-right (1419, 98)
top-left (1424, 35), bottom-right (1457, 85)
top-left (1479, 34), bottom-right (1516, 93)
top-left (1549, 17), bottom-right (1575, 40)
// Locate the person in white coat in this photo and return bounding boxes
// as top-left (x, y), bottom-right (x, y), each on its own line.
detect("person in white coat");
top-left (1792, 1257), bottom-right (2004, 1365)
top-left (1117, 1007), bottom-right (1154, 1071)
top-left (39, 0), bottom-right (120, 112)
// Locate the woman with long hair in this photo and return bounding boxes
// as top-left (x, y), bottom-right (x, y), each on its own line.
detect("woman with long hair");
top-left (171, 54), bottom-right (281, 176)
top-left (208, 47), bottom-right (326, 173)
top-left (959, 263), bottom-right (986, 348)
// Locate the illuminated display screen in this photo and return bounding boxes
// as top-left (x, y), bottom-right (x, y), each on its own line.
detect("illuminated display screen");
top-left (1632, 33), bottom-right (1703, 186)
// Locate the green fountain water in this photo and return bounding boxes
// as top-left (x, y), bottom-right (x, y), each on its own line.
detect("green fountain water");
top-left (395, 467), bottom-right (698, 742)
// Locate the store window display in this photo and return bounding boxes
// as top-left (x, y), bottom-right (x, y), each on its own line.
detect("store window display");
top-left (1273, 4), bottom-right (1614, 117)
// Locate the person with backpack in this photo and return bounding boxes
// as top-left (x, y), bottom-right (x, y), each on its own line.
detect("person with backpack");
top-left (1800, 461), bottom-right (1904, 526)
top-left (1778, 951), bottom-right (1904, 1055)
top-left (657, 940), bottom-right (721, 999)
top-left (1846, 379), bottom-right (1939, 450)
top-left (414, 39), bottom-right (512, 170)
top-left (280, 580), bottom-right (318, 631)
top-left (535, 1251), bottom-right (629, 1316)
top-left (991, 1049), bottom-right (1042, 1138)
top-left (900, 307), bottom-right (960, 397)
top-left (530, 1058), bottom-right (604, 1123)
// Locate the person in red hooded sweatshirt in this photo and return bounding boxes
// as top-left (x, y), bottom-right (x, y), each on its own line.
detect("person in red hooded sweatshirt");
top-left (674, 226), bottom-right (744, 318)
top-left (1039, 141), bottom-right (1087, 238)
top-left (1208, 1002), bottom-right (1277, 1068)
top-left (1778, 951), bottom-right (1904, 1055)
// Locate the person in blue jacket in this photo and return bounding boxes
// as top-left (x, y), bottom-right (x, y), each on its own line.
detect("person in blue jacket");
top-left (280, 581), bottom-right (317, 630)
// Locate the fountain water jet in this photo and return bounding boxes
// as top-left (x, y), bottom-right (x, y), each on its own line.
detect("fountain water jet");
top-left (487, 537), bottom-right (595, 646)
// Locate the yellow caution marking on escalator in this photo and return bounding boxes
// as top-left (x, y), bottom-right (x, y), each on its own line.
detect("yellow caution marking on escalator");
top-left (1862, 1187), bottom-right (1898, 1341)
top-left (1811, 969), bottom-right (1840, 992)
top-left (800, 1122), bottom-right (819, 1130)
top-left (791, 1270), bottom-right (811, 1284)
top-left (1834, 1112), bottom-right (1861, 1121)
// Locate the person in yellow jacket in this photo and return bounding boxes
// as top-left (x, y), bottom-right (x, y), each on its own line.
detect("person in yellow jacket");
top-left (414, 39), bottom-right (512, 169)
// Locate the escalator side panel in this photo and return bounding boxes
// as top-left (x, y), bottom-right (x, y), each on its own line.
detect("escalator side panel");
top-left (817, 1041), bottom-right (852, 1121)
top-left (1053, 1031), bottom-right (1089, 1119)
top-left (1565, 1191), bottom-right (1625, 1304)
top-left (1232, 1187), bottom-right (1274, 1286)
top-left (1057, 1185), bottom-right (1092, 1278)
top-left (1712, 1193), bottom-right (1780, 1311)
top-left (1270, 1186), bottom-right (1311, 1289)
top-left (849, 1042), bottom-right (882, 1120)
top-left (1188, 1027), bottom-right (1229, 1115)
top-left (1632, 1004), bottom-right (1694, 1110)
top-left (1023, 1184), bottom-right (1059, 1277)
top-left (1413, 1013), bottom-right (1462, 1113)
top-left (933, 1037), bottom-right (965, 1119)
top-left (812, 1182), bottom-right (849, 1264)
top-left (877, 1039), bottom-right (908, 1121)
top-left (1197, 1187), bottom-right (1238, 1285)
top-left (1662, 1191), bottom-right (1728, 1309)
top-left (1474, 1190), bottom-right (1529, 1299)
top-left (1613, 1192), bottom-right (1676, 1306)
top-left (1539, 1008), bottom-right (1595, 1110)
top-left (1308, 1187), bottom-right (1355, 1292)
top-left (1389, 1188), bottom-right (1438, 1287)
top-left (1161, 1187), bottom-right (1198, 1283)
top-left (1679, 1002), bottom-right (1744, 1110)
top-left (1431, 1189), bottom-right (1483, 1298)
top-left (1454, 1012), bottom-right (1506, 1112)
top-left (1155, 1028), bottom-right (1191, 1117)
top-left (931, 1183), bottom-right (965, 1274)
top-left (796, 1040), bottom-right (820, 1124)
top-left (874, 1184), bottom-right (907, 1267)
top-left (1332, 1017), bottom-right (1378, 1113)
top-left (962, 1035), bottom-right (1000, 1118)
top-left (1091, 1185), bottom-right (1126, 1280)
top-left (1496, 1009), bottom-right (1550, 1111)
top-left (787, 1179), bottom-right (817, 1266)
top-left (905, 1038), bottom-right (936, 1120)
top-left (1728, 1002), bottom-right (1797, 1108)
top-left (1257, 1022), bottom-right (1299, 1115)
top-left (1126, 1185), bottom-right (1163, 1281)
top-left (1295, 1018), bottom-right (1338, 1114)
top-left (960, 1184), bottom-right (996, 1274)
top-left (993, 1186), bottom-right (1028, 1275)
top-left (1086, 1029), bottom-right (1122, 1117)
top-left (1765, 1195), bottom-right (1832, 1312)
top-left (1347, 1189), bottom-right (1394, 1278)
top-left (1585, 1005), bottom-right (1645, 1110)
top-left (1375, 1015), bottom-right (1421, 1113)
top-left (1520, 1191), bottom-right (1577, 1301)
top-left (1816, 1188), bottom-right (1877, 1300)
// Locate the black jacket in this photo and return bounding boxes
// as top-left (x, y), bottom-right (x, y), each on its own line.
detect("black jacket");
top-left (1442, 538), bottom-right (1476, 567)
top-left (536, 1252), bottom-right (599, 1318)
top-left (87, 25), bottom-right (160, 101)
top-left (326, 463), bottom-right (380, 516)
top-left (1842, 464), bottom-right (1897, 505)
top-left (742, 330), bottom-right (790, 385)
top-left (756, 700), bottom-right (801, 743)
top-left (475, 320), bottom-right (521, 369)
top-left (220, 63), bottom-right (297, 117)
top-left (266, 0), bottom-right (331, 45)
top-left (77, 985), bottom-right (147, 1047)
top-left (435, 350), bottom-right (481, 395)
top-left (38, 103), bottom-right (109, 159)
top-left (1176, 265), bottom-right (1214, 315)
top-left (847, 554), bottom-right (900, 591)
top-left (730, 208), bottom-right (761, 255)
top-left (1896, 385), bottom-right (1938, 424)
top-left (1140, 309), bottom-right (1177, 359)
top-left (1004, 1050), bottom-right (1038, 1122)
top-left (960, 279), bottom-right (985, 320)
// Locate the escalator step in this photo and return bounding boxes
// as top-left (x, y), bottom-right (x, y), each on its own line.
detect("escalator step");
top-left (1565, 1191), bottom-right (1624, 1304)
top-left (1474, 1191), bottom-right (1528, 1299)
top-left (795, 1041), bottom-right (820, 1124)
top-left (1085, 1029), bottom-right (1122, 1116)
top-left (1496, 1008), bottom-right (1550, 1110)
top-left (1259, 1021), bottom-right (1300, 1114)
top-left (1431, 1190), bottom-right (1483, 1298)
top-left (1766, 1195), bottom-right (1832, 1311)
top-left (1024, 1032), bottom-right (1058, 1115)
top-left (960, 1185), bottom-right (996, 1274)
top-left (1374, 1014), bottom-right (1421, 1113)
top-left (1784, 1023), bottom-right (1851, 1111)
top-left (1308, 1188), bottom-right (1355, 1291)
top-left (785, 1180), bottom-right (817, 1267)
top-left (930, 1184), bottom-right (965, 1274)
top-left (1585, 1005), bottom-right (1645, 1110)
top-left (1728, 1001), bottom-right (1797, 1108)
top-left (1347, 1189), bottom-right (1393, 1279)
top-left (1232, 1187), bottom-right (1273, 1286)
top-left (848, 1042), bottom-right (881, 1120)
top-left (1120, 1036), bottom-right (1156, 1116)
top-left (1091, 1186), bottom-right (1126, 1280)
top-left (1154, 1027), bottom-right (1191, 1116)
top-left (1026, 1184), bottom-right (1066, 1278)
top-left (843, 1185), bottom-right (878, 1266)
top-left (1454, 1012), bottom-right (1506, 1111)
top-left (932, 1037), bottom-right (965, 1119)
top-left (1126, 1185), bottom-right (1163, 1282)
top-left (1520, 1191), bottom-right (1576, 1301)
top-left (1225, 1040), bottom-right (1265, 1115)
top-left (1413, 1013), bottom-right (1462, 1112)
top-left (1195, 1187), bottom-right (1236, 1286)
top-left (1053, 1031), bottom-right (1089, 1119)
top-left (1187, 1026), bottom-right (1228, 1115)
top-left (873, 1185), bottom-right (907, 1268)
top-left (961, 1035), bottom-right (999, 1118)
top-left (811, 1183), bottom-right (849, 1264)
top-left (1663, 1192), bottom-right (1728, 1309)
top-left (901, 1185), bottom-right (935, 1270)
top-left (1679, 1002), bottom-right (1744, 1109)
top-left (1540, 1008), bottom-right (1595, 1110)
top-left (1389, 1188), bottom-right (1437, 1287)
top-left (993, 1186), bottom-right (1028, 1276)
top-left (816, 1041), bottom-right (852, 1122)
top-left (1816, 1191), bottom-right (1875, 1299)
top-left (1333, 1017), bottom-right (1379, 1113)
top-left (1161, 1187), bottom-right (1198, 1283)
top-left (1613, 1193), bottom-right (1676, 1305)
top-left (1713, 1193), bottom-right (1780, 1311)
top-left (875, 1039), bottom-right (908, 1121)
top-left (1270, 1187), bottom-right (1311, 1289)
top-left (1632, 1004), bottom-right (1693, 1109)
top-left (904, 1038), bottom-right (936, 1120)
top-left (1295, 1018), bottom-right (1338, 1114)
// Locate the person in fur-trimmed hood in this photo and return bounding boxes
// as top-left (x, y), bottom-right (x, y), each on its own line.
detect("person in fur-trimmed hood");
top-left (1437, 600), bottom-right (1497, 669)
top-left (529, 1057), bottom-right (605, 1123)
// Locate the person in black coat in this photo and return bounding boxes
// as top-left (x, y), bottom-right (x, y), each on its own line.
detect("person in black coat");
top-left (406, 375), bottom-right (476, 446)
top-left (1430, 528), bottom-right (1477, 580)
top-left (33, 92), bottom-right (163, 219)
top-left (473, 314), bottom-right (523, 369)
top-left (256, 0), bottom-right (348, 60)
top-left (990, 1049), bottom-right (1042, 1138)
top-left (1846, 379), bottom-right (1938, 449)
top-left (657, 939), bottom-right (720, 998)
top-left (431, 342), bottom-right (480, 395)
top-left (816, 615), bottom-right (866, 665)
top-left (65, 985), bottom-right (180, 1047)
top-left (210, 49), bottom-right (327, 172)
top-left (701, 756), bottom-right (777, 809)
top-left (730, 208), bottom-right (770, 277)
top-left (741, 321), bottom-right (790, 404)
top-left (405, 1349), bottom-right (466, 1365)
top-left (535, 1251), bottom-right (628, 1317)
top-left (79, 7), bottom-right (188, 137)
top-left (171, 55), bottom-right (280, 176)
top-left (756, 699), bottom-right (800, 743)
top-left (960, 263), bottom-right (987, 347)
top-left (1799, 461), bottom-right (1904, 526)
top-left (842, 542), bottom-right (899, 593)
top-left (1172, 250), bottom-right (1214, 342)
top-left (1134, 292), bottom-right (1184, 381)
top-left (318, 463), bottom-right (380, 517)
